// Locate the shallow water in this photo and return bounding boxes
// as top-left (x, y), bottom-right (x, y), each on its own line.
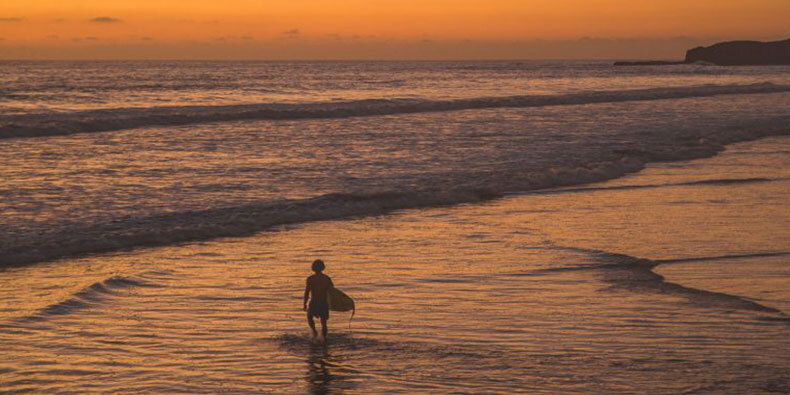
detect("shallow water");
top-left (1, 137), bottom-right (787, 393)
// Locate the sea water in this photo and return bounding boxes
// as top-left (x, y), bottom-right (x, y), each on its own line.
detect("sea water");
top-left (0, 61), bottom-right (788, 393)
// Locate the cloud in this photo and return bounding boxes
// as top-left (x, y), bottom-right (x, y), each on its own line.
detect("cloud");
top-left (72, 36), bottom-right (99, 42)
top-left (281, 29), bottom-right (301, 39)
top-left (214, 36), bottom-right (255, 42)
top-left (0, 17), bottom-right (23, 22)
top-left (90, 17), bottom-right (121, 23)
top-left (350, 34), bottom-right (378, 41)
top-left (325, 33), bottom-right (379, 41)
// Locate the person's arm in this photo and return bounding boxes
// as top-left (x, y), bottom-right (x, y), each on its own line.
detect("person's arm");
top-left (303, 278), bottom-right (311, 311)
top-left (328, 276), bottom-right (335, 290)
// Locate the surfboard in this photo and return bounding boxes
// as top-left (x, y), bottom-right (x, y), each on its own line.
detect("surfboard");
top-left (327, 288), bottom-right (355, 318)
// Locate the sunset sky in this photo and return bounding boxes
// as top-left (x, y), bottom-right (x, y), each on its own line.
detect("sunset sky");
top-left (1, 0), bottom-right (788, 59)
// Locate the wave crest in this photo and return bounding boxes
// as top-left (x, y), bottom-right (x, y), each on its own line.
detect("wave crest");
top-left (18, 276), bottom-right (155, 322)
top-left (2, 83), bottom-right (789, 139)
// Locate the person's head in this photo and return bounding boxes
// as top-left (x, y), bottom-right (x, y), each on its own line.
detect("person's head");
top-left (311, 259), bottom-right (325, 273)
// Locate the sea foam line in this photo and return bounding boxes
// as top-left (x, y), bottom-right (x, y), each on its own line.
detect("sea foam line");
top-left (2, 83), bottom-right (789, 139)
top-left (542, 247), bottom-right (789, 317)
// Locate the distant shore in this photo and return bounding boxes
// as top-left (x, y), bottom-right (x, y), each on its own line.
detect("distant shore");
top-left (615, 38), bottom-right (790, 66)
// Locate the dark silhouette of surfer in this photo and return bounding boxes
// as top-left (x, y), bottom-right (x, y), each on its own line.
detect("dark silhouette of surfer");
top-left (303, 259), bottom-right (334, 340)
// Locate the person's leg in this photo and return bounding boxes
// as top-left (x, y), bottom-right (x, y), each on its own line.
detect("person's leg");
top-left (307, 313), bottom-right (318, 337)
top-left (320, 316), bottom-right (328, 338)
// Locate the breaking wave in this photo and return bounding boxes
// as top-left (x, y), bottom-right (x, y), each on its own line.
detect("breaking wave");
top-left (18, 276), bottom-right (156, 322)
top-left (0, 154), bottom-right (657, 268)
top-left (2, 83), bottom-right (789, 139)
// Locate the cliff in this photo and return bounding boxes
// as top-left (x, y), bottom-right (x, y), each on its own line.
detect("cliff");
top-left (685, 39), bottom-right (790, 65)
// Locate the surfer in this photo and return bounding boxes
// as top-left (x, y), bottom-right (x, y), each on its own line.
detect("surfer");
top-left (303, 259), bottom-right (334, 340)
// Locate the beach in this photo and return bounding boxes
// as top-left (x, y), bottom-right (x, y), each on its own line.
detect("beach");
top-left (0, 61), bottom-right (789, 393)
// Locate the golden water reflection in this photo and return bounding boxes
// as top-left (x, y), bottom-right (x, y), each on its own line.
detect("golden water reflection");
top-left (0, 137), bottom-right (787, 393)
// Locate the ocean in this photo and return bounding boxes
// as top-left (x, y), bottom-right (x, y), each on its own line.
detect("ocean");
top-left (0, 60), bottom-right (788, 393)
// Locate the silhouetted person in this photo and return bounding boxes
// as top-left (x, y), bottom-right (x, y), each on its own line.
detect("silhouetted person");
top-left (303, 259), bottom-right (334, 340)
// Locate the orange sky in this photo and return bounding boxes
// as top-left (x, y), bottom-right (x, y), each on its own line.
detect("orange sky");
top-left (1, 0), bottom-right (788, 59)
